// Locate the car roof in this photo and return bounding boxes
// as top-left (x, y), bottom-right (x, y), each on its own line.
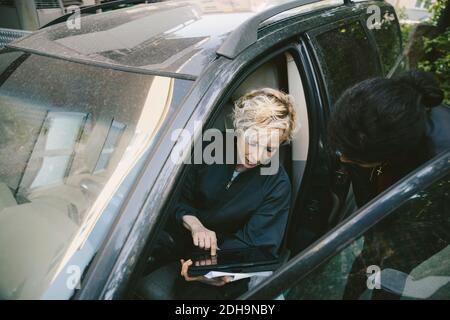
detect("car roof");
top-left (7, 0), bottom-right (357, 79)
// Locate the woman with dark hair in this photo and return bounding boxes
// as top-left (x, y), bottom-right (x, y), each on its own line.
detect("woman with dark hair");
top-left (328, 70), bottom-right (450, 207)
top-left (327, 70), bottom-right (450, 299)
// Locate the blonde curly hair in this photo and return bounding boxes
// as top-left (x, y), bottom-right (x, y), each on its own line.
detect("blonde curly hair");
top-left (232, 88), bottom-right (297, 143)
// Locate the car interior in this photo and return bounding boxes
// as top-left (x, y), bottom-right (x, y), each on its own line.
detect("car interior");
top-left (0, 101), bottom-right (129, 299)
top-left (133, 50), bottom-right (311, 299)
top-left (0, 55), bottom-right (163, 299)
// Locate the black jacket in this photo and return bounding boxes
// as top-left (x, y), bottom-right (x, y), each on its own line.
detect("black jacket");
top-left (173, 131), bottom-right (291, 256)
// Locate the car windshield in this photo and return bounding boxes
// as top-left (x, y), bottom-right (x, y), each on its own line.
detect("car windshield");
top-left (0, 50), bottom-right (192, 299)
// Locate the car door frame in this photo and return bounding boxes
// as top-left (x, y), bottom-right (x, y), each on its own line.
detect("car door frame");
top-left (122, 37), bottom-right (329, 299)
top-left (117, 40), bottom-right (312, 297)
top-left (239, 150), bottom-right (450, 300)
top-left (282, 38), bottom-right (335, 255)
top-left (75, 32), bottom-right (314, 300)
top-left (297, 13), bottom-right (387, 230)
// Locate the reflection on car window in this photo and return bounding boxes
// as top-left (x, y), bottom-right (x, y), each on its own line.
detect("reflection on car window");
top-left (20, 112), bottom-right (88, 190)
top-left (286, 172), bottom-right (450, 300)
top-left (367, 8), bottom-right (402, 75)
top-left (94, 120), bottom-right (126, 173)
top-left (314, 21), bottom-right (380, 104)
top-left (0, 51), bottom-right (192, 299)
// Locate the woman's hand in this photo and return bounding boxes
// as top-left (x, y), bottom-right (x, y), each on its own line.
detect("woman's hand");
top-left (182, 215), bottom-right (218, 256)
top-left (180, 259), bottom-right (232, 286)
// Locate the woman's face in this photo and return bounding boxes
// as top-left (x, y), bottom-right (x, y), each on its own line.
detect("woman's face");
top-left (237, 128), bottom-right (284, 169)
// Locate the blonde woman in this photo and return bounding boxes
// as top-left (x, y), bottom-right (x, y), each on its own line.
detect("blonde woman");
top-left (138, 88), bottom-right (297, 299)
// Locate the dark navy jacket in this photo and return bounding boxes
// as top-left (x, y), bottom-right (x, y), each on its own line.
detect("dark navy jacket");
top-left (173, 132), bottom-right (291, 257)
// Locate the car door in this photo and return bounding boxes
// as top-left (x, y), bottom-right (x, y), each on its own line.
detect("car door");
top-left (286, 16), bottom-right (384, 255)
top-left (240, 150), bottom-right (450, 300)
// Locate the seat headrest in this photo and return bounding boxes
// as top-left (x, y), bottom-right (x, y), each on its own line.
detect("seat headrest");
top-left (231, 59), bottom-right (283, 101)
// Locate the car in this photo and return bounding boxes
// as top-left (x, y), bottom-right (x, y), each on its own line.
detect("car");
top-left (0, 0), bottom-right (448, 300)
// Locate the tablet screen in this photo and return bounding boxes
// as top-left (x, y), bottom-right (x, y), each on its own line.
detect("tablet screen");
top-left (188, 246), bottom-right (278, 270)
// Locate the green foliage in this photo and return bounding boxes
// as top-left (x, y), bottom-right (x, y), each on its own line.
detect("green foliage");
top-left (400, 23), bottom-right (412, 47)
top-left (396, 6), bottom-right (409, 20)
top-left (417, 29), bottom-right (450, 105)
top-left (429, 0), bottom-right (448, 25)
top-left (416, 0), bottom-right (450, 105)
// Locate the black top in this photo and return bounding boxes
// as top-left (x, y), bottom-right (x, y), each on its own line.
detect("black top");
top-left (173, 132), bottom-right (292, 256)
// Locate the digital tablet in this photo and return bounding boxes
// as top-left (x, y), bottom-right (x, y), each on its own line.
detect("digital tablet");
top-left (186, 246), bottom-right (281, 277)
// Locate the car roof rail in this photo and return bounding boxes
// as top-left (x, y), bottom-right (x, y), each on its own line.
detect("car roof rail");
top-left (217, 0), bottom-right (347, 59)
top-left (40, 0), bottom-right (148, 29)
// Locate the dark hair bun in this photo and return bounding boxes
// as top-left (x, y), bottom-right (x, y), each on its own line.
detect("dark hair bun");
top-left (397, 70), bottom-right (444, 108)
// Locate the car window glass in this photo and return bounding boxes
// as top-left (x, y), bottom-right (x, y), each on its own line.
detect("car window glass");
top-left (313, 20), bottom-right (380, 104)
top-left (0, 51), bottom-right (192, 299)
top-left (367, 8), bottom-right (402, 75)
top-left (285, 172), bottom-right (450, 299)
top-left (94, 120), bottom-right (127, 173)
